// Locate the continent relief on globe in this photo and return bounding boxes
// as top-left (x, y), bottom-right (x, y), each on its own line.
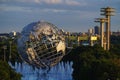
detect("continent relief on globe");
top-left (17, 21), bottom-right (66, 68)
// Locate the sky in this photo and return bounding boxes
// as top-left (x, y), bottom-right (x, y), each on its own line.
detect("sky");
top-left (0, 0), bottom-right (120, 33)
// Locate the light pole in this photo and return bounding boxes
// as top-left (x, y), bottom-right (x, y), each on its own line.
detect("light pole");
top-left (9, 41), bottom-right (12, 60)
top-left (3, 45), bottom-right (7, 61)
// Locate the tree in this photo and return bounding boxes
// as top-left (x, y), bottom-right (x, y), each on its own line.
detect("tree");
top-left (67, 45), bottom-right (120, 80)
top-left (0, 60), bottom-right (21, 80)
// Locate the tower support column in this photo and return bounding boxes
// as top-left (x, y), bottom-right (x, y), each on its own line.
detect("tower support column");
top-left (101, 7), bottom-right (115, 50)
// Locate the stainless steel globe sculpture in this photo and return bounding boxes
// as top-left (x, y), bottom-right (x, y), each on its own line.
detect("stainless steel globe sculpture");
top-left (17, 21), bottom-right (66, 68)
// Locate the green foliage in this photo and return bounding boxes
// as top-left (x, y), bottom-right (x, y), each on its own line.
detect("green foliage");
top-left (79, 36), bottom-right (88, 40)
top-left (63, 45), bottom-right (120, 80)
top-left (0, 38), bottom-right (22, 62)
top-left (110, 35), bottom-right (120, 55)
top-left (111, 35), bottom-right (120, 44)
top-left (0, 60), bottom-right (21, 80)
top-left (0, 38), bottom-right (22, 80)
top-left (110, 44), bottom-right (120, 56)
top-left (68, 36), bottom-right (77, 41)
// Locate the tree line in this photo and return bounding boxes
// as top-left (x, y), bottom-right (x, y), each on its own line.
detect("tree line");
top-left (62, 35), bottom-right (120, 80)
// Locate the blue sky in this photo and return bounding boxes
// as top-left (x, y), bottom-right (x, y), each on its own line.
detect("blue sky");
top-left (0, 0), bottom-right (120, 33)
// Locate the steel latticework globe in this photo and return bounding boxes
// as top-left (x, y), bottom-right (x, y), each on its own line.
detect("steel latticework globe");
top-left (17, 21), bottom-right (66, 68)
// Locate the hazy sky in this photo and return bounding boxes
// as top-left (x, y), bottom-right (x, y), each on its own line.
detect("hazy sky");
top-left (0, 0), bottom-right (120, 33)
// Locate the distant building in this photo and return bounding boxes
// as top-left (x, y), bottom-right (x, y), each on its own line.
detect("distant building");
top-left (94, 26), bottom-right (100, 35)
top-left (111, 31), bottom-right (120, 36)
top-left (0, 33), bottom-right (9, 39)
top-left (9, 31), bottom-right (17, 37)
top-left (88, 28), bottom-right (94, 36)
top-left (89, 36), bottom-right (98, 46)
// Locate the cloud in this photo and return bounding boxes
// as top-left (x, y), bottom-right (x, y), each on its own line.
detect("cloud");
top-left (41, 0), bottom-right (62, 4)
top-left (40, 0), bottom-right (81, 6)
top-left (0, 4), bottom-right (69, 13)
top-left (65, 0), bottom-right (80, 6)
top-left (0, 0), bottom-right (82, 6)
top-left (0, 4), bottom-right (32, 12)
top-left (42, 8), bottom-right (67, 13)
top-left (0, 0), bottom-right (85, 13)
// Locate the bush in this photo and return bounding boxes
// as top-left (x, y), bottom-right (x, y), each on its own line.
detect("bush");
top-left (0, 61), bottom-right (21, 80)
top-left (67, 45), bottom-right (120, 80)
